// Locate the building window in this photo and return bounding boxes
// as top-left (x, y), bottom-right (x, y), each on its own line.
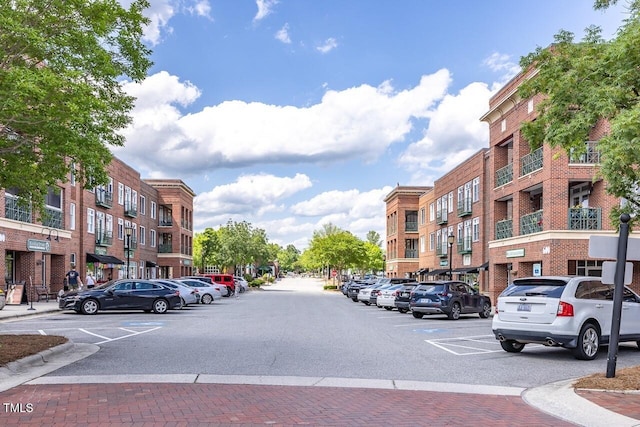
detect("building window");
top-left (448, 192), bottom-right (453, 213)
top-left (419, 235), bottom-right (426, 253)
top-left (140, 195), bottom-right (146, 215)
top-left (87, 208), bottom-right (95, 234)
top-left (151, 201), bottom-right (157, 219)
top-left (429, 203), bottom-right (435, 222)
top-left (528, 99), bottom-right (534, 114)
top-left (118, 218), bottom-right (124, 240)
top-left (70, 253), bottom-right (76, 266)
top-left (429, 232), bottom-right (435, 251)
top-left (70, 203), bottom-right (76, 230)
top-left (150, 229), bottom-right (156, 247)
top-left (419, 207), bottom-right (426, 225)
top-left (70, 163), bottom-right (76, 187)
top-left (118, 183), bottom-right (124, 205)
top-left (139, 226), bottom-right (146, 245)
top-left (472, 217), bottom-right (480, 242)
top-left (472, 177), bottom-right (480, 202)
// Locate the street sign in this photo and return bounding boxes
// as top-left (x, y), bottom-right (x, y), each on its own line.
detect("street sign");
top-left (589, 235), bottom-right (640, 260)
top-left (601, 261), bottom-right (633, 285)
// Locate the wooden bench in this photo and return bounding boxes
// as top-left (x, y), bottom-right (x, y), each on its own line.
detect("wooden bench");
top-left (36, 285), bottom-right (58, 302)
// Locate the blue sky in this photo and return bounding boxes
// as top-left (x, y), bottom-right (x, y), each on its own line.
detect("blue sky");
top-left (114, 0), bottom-right (627, 250)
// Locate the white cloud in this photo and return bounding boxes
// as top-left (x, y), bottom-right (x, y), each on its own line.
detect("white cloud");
top-left (316, 37), bottom-right (338, 54)
top-left (119, 69), bottom-right (451, 177)
top-left (188, 0), bottom-right (212, 19)
top-left (275, 23), bottom-right (291, 44)
top-left (139, 0), bottom-right (175, 46)
top-left (193, 173), bottom-right (312, 227)
top-left (254, 0), bottom-right (278, 22)
top-left (483, 52), bottom-right (521, 84)
top-left (397, 81), bottom-right (493, 173)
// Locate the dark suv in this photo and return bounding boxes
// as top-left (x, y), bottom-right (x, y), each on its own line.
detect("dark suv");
top-left (409, 281), bottom-right (491, 320)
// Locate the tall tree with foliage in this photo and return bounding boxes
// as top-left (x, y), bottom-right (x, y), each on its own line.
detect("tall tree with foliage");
top-left (366, 230), bottom-right (383, 247)
top-left (519, 0), bottom-right (640, 226)
top-left (277, 244), bottom-right (301, 273)
top-left (0, 0), bottom-right (152, 211)
top-left (194, 228), bottom-right (221, 272)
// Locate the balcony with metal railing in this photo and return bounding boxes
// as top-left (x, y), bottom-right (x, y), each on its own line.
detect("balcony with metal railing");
top-left (159, 218), bottom-right (173, 227)
top-left (521, 147), bottom-right (543, 176)
top-left (124, 201), bottom-right (138, 218)
top-left (569, 141), bottom-right (601, 164)
top-left (496, 219), bottom-right (513, 240)
top-left (95, 190), bottom-right (113, 208)
top-left (568, 207), bottom-right (602, 230)
top-left (457, 236), bottom-right (472, 254)
top-left (457, 197), bottom-right (472, 217)
top-left (5, 195), bottom-right (32, 223)
top-left (405, 221), bottom-right (418, 232)
top-left (520, 210), bottom-right (543, 235)
top-left (405, 249), bottom-right (418, 258)
top-left (495, 163), bottom-right (513, 187)
top-left (436, 210), bottom-right (448, 225)
top-left (158, 243), bottom-right (173, 253)
top-left (95, 230), bottom-right (113, 246)
top-left (42, 207), bottom-right (63, 229)
top-left (435, 243), bottom-right (447, 258)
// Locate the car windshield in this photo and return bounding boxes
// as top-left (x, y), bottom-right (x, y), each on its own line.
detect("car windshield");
top-left (500, 279), bottom-right (567, 298)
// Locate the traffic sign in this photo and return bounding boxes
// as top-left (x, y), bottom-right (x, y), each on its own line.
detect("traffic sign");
top-left (600, 261), bottom-right (633, 285)
top-left (588, 236), bottom-right (640, 260)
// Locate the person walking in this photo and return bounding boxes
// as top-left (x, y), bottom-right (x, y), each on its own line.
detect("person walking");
top-left (85, 272), bottom-right (96, 289)
top-left (65, 266), bottom-right (83, 291)
top-left (234, 282), bottom-right (240, 299)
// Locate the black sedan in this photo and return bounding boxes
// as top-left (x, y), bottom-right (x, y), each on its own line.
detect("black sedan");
top-left (59, 279), bottom-right (182, 315)
top-left (409, 281), bottom-right (491, 320)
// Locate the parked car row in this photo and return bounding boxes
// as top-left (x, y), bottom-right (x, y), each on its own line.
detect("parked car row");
top-left (58, 275), bottom-right (250, 315)
top-left (342, 277), bottom-right (492, 320)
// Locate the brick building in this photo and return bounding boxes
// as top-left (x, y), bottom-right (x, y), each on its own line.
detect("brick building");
top-left (386, 68), bottom-right (637, 305)
top-left (385, 185), bottom-right (432, 278)
top-left (1, 156), bottom-right (194, 301)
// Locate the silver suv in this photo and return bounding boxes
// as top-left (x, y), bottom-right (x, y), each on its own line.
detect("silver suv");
top-left (492, 276), bottom-right (640, 360)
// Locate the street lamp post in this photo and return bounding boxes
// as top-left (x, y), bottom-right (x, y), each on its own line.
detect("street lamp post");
top-left (447, 233), bottom-right (455, 279)
top-left (125, 226), bottom-right (132, 279)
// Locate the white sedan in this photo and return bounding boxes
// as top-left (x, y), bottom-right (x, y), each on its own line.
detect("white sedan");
top-left (152, 279), bottom-right (200, 307)
top-left (376, 284), bottom-right (405, 310)
top-left (176, 279), bottom-right (223, 304)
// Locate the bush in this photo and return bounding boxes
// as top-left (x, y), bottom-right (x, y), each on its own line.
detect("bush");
top-left (250, 278), bottom-right (265, 287)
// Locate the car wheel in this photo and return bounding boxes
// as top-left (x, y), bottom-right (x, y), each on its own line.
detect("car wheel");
top-left (479, 302), bottom-right (491, 318)
top-left (80, 299), bottom-right (99, 315)
top-left (500, 340), bottom-right (525, 353)
top-left (351, 297), bottom-right (358, 302)
top-left (398, 308), bottom-right (408, 314)
top-left (384, 306), bottom-right (393, 311)
top-left (412, 311), bottom-right (424, 319)
top-left (152, 298), bottom-right (169, 314)
top-left (447, 302), bottom-right (461, 320)
top-left (201, 293), bottom-right (213, 304)
top-left (363, 302), bottom-right (370, 306)
top-left (573, 323), bottom-right (600, 360)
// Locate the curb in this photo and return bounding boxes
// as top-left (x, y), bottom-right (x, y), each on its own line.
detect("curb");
top-left (1, 341), bottom-right (74, 375)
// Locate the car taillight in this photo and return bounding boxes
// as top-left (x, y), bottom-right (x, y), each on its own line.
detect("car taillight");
top-left (557, 301), bottom-right (574, 317)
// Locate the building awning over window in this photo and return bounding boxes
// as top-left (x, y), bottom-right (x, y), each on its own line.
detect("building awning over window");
top-left (426, 268), bottom-right (450, 276)
top-left (416, 268), bottom-right (429, 274)
top-left (145, 260), bottom-right (157, 267)
top-left (86, 253), bottom-right (124, 265)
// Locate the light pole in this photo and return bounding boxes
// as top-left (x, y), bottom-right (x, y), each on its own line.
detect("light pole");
top-left (447, 233), bottom-right (455, 280)
top-left (125, 226), bottom-right (132, 279)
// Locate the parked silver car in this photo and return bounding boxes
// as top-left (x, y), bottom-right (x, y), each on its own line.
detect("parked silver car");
top-left (152, 279), bottom-right (200, 307)
top-left (492, 276), bottom-right (640, 360)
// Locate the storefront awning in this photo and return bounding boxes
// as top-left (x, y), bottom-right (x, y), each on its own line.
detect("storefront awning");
top-left (86, 253), bottom-right (124, 265)
top-left (454, 267), bottom-right (476, 274)
top-left (416, 268), bottom-right (429, 274)
top-left (145, 260), bottom-right (157, 267)
top-left (426, 268), bottom-right (450, 276)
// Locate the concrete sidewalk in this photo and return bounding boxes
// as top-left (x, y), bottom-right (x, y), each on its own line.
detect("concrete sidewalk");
top-left (1, 299), bottom-right (639, 426)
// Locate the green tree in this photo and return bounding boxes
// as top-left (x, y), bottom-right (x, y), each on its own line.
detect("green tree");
top-left (361, 241), bottom-right (385, 276)
top-left (194, 228), bottom-right (221, 272)
top-left (277, 244), bottom-right (300, 273)
top-left (366, 230), bottom-right (383, 247)
top-left (306, 227), bottom-right (366, 279)
top-left (518, 0), bottom-right (640, 226)
top-left (0, 0), bottom-right (152, 212)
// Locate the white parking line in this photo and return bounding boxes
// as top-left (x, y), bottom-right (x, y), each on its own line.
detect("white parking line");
top-left (93, 326), bottom-right (162, 345)
top-left (38, 329), bottom-right (46, 335)
top-left (425, 335), bottom-right (503, 356)
top-left (79, 328), bottom-right (110, 341)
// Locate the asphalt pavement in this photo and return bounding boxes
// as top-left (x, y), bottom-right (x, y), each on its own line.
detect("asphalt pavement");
top-left (0, 288), bottom-right (639, 426)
